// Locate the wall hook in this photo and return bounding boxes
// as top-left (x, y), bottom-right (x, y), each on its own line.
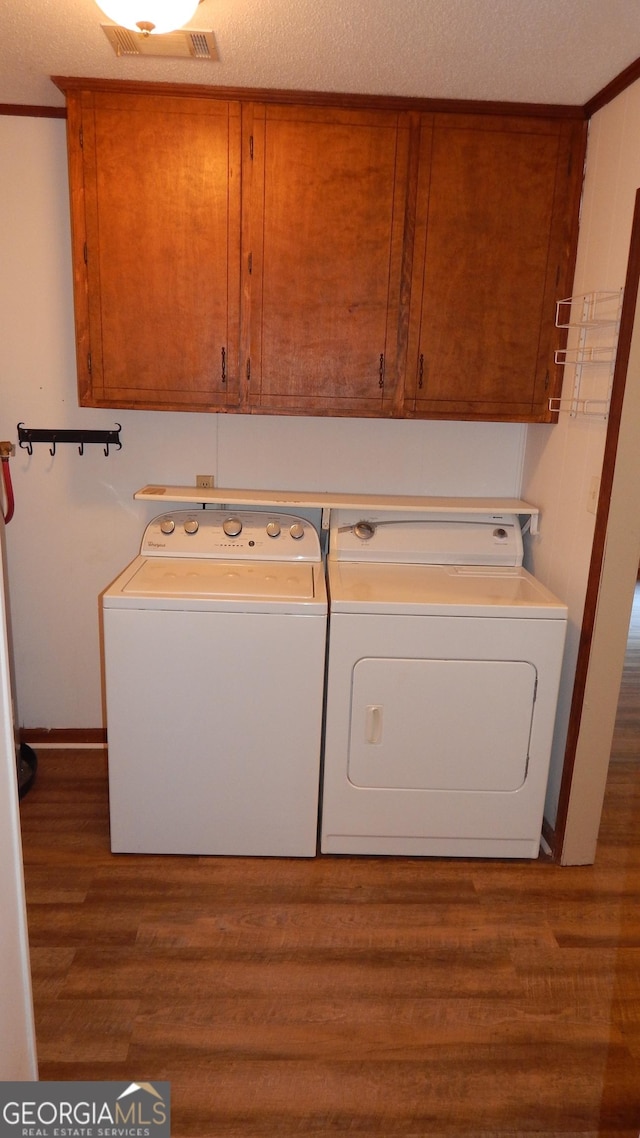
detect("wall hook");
top-left (17, 423), bottom-right (123, 456)
top-left (105, 425), bottom-right (123, 457)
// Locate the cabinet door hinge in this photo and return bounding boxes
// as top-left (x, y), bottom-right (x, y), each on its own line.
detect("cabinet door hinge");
top-left (87, 352), bottom-right (92, 376)
top-left (378, 353), bottom-right (385, 389)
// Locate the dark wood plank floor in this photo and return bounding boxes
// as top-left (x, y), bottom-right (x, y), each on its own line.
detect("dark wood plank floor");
top-left (18, 739), bottom-right (640, 1137)
top-left (610, 583), bottom-right (640, 762)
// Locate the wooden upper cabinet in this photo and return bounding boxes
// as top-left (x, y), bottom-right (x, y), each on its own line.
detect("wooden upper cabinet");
top-left (242, 104), bottom-right (410, 415)
top-left (59, 81), bottom-right (585, 422)
top-left (66, 89), bottom-right (241, 410)
top-left (405, 114), bottom-right (585, 421)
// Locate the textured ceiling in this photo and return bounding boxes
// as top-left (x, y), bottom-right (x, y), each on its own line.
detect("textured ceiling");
top-left (2, 0), bottom-right (640, 110)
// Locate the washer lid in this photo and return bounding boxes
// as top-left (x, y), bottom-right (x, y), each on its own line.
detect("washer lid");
top-left (328, 562), bottom-right (567, 617)
top-left (102, 559), bottom-right (325, 614)
top-left (116, 557), bottom-right (320, 602)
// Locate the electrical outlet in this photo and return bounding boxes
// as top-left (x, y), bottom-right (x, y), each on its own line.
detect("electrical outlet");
top-left (196, 474), bottom-right (215, 489)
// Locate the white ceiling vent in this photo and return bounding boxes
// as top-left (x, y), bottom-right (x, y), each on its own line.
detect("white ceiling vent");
top-left (101, 24), bottom-right (218, 60)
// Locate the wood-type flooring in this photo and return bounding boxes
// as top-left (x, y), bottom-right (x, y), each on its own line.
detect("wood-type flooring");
top-left (609, 583), bottom-right (640, 762)
top-left (17, 592), bottom-right (640, 1137)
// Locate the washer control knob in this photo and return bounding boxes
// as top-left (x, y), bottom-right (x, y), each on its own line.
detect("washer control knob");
top-left (184, 518), bottom-right (199, 535)
top-left (289, 522), bottom-right (305, 540)
top-left (354, 521), bottom-right (376, 541)
top-left (266, 520), bottom-right (281, 538)
top-left (493, 527), bottom-right (508, 541)
top-left (223, 516), bottom-right (243, 537)
top-left (160, 517), bottom-right (175, 535)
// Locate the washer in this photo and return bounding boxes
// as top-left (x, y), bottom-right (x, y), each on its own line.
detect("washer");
top-left (320, 509), bottom-right (567, 859)
top-left (102, 510), bottom-right (327, 856)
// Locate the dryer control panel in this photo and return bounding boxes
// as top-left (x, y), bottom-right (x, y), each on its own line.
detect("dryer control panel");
top-left (141, 511), bottom-right (321, 561)
top-left (330, 510), bottom-right (524, 566)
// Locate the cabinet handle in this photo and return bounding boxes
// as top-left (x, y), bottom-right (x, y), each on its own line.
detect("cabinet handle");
top-left (378, 353), bottom-right (385, 389)
top-left (418, 353), bottom-right (424, 389)
top-left (221, 347), bottom-right (226, 384)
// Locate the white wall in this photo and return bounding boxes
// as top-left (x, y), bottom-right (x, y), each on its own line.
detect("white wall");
top-left (0, 115), bottom-right (526, 730)
top-left (0, 521), bottom-right (37, 1078)
top-left (522, 80), bottom-right (640, 826)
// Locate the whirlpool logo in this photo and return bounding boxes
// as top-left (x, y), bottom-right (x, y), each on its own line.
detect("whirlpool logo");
top-left (0, 1081), bottom-right (170, 1137)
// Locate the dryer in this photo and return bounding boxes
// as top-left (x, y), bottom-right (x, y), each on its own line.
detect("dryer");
top-left (320, 509), bottom-right (567, 859)
top-left (102, 510), bottom-right (327, 857)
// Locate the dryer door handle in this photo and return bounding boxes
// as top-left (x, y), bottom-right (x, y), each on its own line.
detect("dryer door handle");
top-left (365, 704), bottom-right (383, 745)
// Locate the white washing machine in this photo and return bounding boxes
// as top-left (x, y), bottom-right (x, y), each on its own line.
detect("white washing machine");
top-left (320, 509), bottom-right (567, 859)
top-left (102, 510), bottom-right (327, 856)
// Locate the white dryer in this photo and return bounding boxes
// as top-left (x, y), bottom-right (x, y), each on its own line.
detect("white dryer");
top-left (320, 509), bottom-right (567, 859)
top-left (102, 510), bottom-right (327, 857)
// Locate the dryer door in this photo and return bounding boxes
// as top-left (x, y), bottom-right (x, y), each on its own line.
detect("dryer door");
top-left (347, 657), bottom-right (537, 792)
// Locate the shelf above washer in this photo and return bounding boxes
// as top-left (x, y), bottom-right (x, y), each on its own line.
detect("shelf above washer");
top-left (133, 486), bottom-right (542, 534)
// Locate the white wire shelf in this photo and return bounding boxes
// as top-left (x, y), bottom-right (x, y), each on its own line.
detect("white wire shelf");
top-left (554, 345), bottom-right (618, 366)
top-left (550, 288), bottom-right (623, 419)
top-left (555, 290), bottom-right (623, 330)
top-left (548, 397), bottom-right (611, 417)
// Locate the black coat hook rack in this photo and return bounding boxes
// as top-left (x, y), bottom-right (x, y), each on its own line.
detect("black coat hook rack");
top-left (17, 423), bottom-right (122, 457)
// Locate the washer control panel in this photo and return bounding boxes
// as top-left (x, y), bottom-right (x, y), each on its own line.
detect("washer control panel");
top-left (140, 511), bottom-right (321, 561)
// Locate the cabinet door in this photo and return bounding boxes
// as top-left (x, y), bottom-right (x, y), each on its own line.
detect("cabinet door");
top-left (68, 91), bottom-right (241, 411)
top-left (406, 114), bottom-right (585, 421)
top-left (243, 104), bottom-right (410, 415)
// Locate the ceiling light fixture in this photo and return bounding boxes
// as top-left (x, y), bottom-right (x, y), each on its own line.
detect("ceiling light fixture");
top-left (95, 0), bottom-right (200, 35)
